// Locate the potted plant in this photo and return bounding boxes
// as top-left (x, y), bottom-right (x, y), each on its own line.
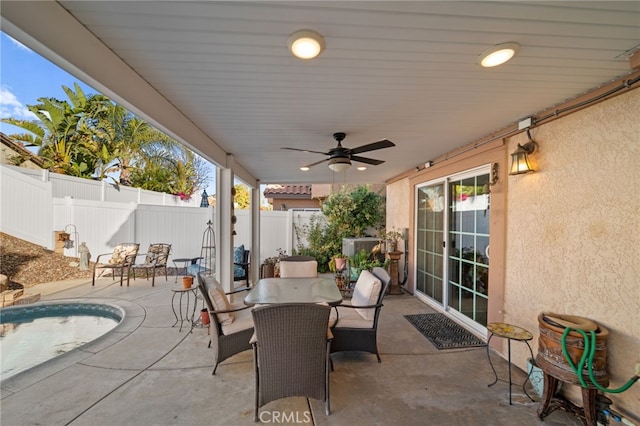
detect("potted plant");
top-left (349, 249), bottom-right (370, 281)
top-left (260, 248), bottom-right (289, 278)
top-left (260, 256), bottom-right (278, 278)
top-left (385, 227), bottom-right (404, 253)
top-left (329, 255), bottom-right (349, 289)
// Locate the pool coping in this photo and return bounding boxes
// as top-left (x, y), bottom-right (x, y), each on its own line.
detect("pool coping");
top-left (0, 297), bottom-right (145, 393)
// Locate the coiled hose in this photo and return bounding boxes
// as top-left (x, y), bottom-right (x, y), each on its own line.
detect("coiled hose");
top-left (561, 327), bottom-right (639, 393)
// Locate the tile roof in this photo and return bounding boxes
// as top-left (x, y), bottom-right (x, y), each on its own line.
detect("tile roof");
top-left (263, 184), bottom-right (312, 198)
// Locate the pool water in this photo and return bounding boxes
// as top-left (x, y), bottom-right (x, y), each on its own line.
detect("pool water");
top-left (0, 303), bottom-right (122, 380)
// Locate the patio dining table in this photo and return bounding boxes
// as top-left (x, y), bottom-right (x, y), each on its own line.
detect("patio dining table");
top-left (244, 277), bottom-right (342, 306)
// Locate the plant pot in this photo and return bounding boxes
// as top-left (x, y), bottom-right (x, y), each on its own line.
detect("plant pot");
top-left (335, 257), bottom-right (347, 271)
top-left (350, 267), bottom-right (361, 281)
top-left (182, 276), bottom-right (193, 288)
top-left (200, 308), bottom-right (210, 325)
top-left (261, 264), bottom-right (275, 278)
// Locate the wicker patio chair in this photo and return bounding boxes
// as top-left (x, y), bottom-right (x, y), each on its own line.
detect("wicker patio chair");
top-left (132, 243), bottom-right (171, 286)
top-left (196, 273), bottom-right (254, 375)
top-left (252, 303), bottom-right (332, 421)
top-left (92, 243), bottom-right (140, 286)
top-left (329, 267), bottom-right (391, 363)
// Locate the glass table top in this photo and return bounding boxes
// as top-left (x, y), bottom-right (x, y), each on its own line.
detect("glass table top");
top-left (244, 277), bottom-right (342, 306)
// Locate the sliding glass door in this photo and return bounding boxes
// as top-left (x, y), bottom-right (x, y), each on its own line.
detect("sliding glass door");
top-left (415, 166), bottom-right (491, 327)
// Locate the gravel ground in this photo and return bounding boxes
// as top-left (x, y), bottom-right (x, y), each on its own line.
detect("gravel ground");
top-left (0, 233), bottom-right (186, 290)
top-left (1, 232), bottom-right (94, 289)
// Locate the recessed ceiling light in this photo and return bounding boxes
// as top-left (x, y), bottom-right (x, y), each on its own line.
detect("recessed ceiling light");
top-left (357, 166), bottom-right (367, 171)
top-left (478, 42), bottom-right (520, 67)
top-left (288, 30), bottom-right (325, 59)
top-left (300, 166), bottom-right (310, 171)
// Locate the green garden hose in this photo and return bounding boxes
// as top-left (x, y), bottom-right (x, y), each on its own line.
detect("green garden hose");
top-left (561, 327), bottom-right (639, 394)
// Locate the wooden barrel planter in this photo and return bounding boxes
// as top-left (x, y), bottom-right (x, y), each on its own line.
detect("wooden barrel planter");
top-left (536, 313), bottom-right (609, 387)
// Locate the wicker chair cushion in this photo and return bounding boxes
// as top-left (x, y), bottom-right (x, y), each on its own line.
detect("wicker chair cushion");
top-left (221, 306), bottom-right (253, 336)
top-left (209, 286), bottom-right (235, 325)
top-left (108, 244), bottom-right (138, 265)
top-left (330, 307), bottom-right (374, 329)
top-left (351, 270), bottom-right (381, 321)
top-left (279, 260), bottom-right (318, 278)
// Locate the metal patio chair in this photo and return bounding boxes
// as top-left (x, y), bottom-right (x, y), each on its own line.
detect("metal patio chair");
top-left (132, 243), bottom-right (171, 286)
top-left (92, 243), bottom-right (140, 286)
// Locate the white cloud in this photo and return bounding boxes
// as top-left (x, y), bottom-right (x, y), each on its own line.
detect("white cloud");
top-left (0, 86), bottom-right (36, 120)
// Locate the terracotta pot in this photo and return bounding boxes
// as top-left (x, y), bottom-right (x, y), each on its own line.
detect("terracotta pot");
top-left (182, 276), bottom-right (193, 288)
top-left (536, 313), bottom-right (609, 387)
top-left (201, 308), bottom-right (210, 325)
top-left (335, 257), bottom-right (347, 271)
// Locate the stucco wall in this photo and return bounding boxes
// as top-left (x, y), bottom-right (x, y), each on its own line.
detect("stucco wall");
top-left (505, 89), bottom-right (639, 417)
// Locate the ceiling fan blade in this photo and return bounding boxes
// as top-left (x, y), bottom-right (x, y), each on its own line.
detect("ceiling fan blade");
top-left (303, 158), bottom-right (330, 168)
top-left (351, 155), bottom-right (385, 166)
top-left (349, 139), bottom-right (395, 155)
top-left (281, 147), bottom-right (329, 155)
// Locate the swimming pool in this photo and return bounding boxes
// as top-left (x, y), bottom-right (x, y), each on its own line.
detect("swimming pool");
top-left (0, 302), bottom-right (123, 380)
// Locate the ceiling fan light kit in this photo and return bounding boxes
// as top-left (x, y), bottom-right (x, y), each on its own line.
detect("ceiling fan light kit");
top-left (328, 157), bottom-right (352, 172)
top-left (478, 42), bottom-right (520, 67)
top-left (288, 30), bottom-right (325, 59)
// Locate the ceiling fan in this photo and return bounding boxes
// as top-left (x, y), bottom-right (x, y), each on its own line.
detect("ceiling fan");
top-left (281, 132), bottom-right (395, 172)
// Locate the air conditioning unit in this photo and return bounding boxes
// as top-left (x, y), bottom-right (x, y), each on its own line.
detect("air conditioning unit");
top-left (342, 237), bottom-right (380, 258)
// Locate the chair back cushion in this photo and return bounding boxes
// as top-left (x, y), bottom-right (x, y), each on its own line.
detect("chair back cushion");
top-left (209, 286), bottom-right (235, 325)
top-left (233, 245), bottom-right (245, 277)
top-left (279, 260), bottom-right (318, 278)
top-left (108, 243), bottom-right (139, 265)
top-left (197, 273), bottom-right (235, 326)
top-left (351, 270), bottom-right (382, 321)
top-left (146, 243), bottom-right (171, 265)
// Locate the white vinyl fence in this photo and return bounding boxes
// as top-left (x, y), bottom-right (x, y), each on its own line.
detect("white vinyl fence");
top-left (1, 165), bottom-right (322, 277)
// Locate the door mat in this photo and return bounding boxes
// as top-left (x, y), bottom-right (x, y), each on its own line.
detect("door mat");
top-left (404, 313), bottom-right (486, 350)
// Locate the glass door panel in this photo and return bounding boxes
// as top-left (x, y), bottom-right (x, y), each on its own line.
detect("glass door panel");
top-left (447, 172), bottom-right (490, 326)
top-left (415, 183), bottom-right (445, 304)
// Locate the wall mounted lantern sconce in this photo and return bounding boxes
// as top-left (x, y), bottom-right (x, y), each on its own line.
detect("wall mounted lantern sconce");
top-left (509, 129), bottom-right (538, 175)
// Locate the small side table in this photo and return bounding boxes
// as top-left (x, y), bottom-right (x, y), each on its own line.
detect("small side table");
top-left (486, 322), bottom-right (535, 405)
top-left (172, 257), bottom-right (202, 283)
top-left (171, 286), bottom-right (198, 332)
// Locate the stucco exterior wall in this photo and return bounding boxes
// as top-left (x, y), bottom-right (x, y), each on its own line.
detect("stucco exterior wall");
top-left (505, 89), bottom-right (639, 417)
top-left (391, 88), bottom-right (639, 418)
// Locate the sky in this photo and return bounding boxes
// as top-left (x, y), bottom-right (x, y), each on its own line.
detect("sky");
top-left (0, 31), bottom-right (219, 196)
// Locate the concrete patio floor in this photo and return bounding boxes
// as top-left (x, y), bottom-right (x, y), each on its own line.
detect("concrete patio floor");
top-left (0, 276), bottom-right (583, 426)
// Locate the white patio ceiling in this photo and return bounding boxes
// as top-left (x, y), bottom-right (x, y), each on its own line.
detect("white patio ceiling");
top-left (2, 1), bottom-right (639, 186)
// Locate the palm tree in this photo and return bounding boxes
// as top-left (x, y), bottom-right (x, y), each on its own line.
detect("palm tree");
top-left (2, 82), bottom-right (211, 195)
top-left (1, 83), bottom-right (104, 177)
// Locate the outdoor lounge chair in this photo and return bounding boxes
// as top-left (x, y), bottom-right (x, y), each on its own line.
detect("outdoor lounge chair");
top-left (329, 267), bottom-right (391, 362)
top-left (92, 243), bottom-right (140, 286)
top-left (132, 243), bottom-right (171, 286)
top-left (196, 272), bottom-right (254, 375)
top-left (251, 303), bottom-right (332, 421)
